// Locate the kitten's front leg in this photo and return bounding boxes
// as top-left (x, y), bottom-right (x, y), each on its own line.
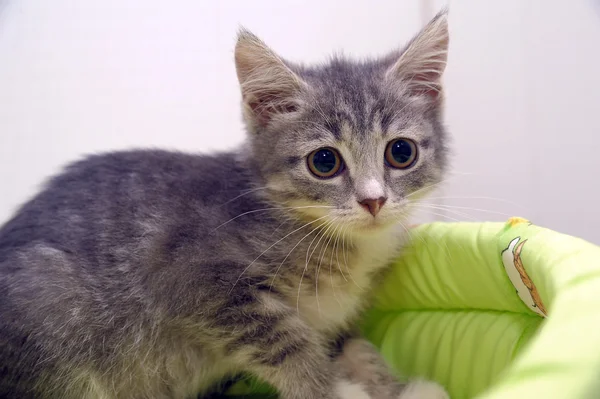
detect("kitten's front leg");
top-left (334, 338), bottom-right (449, 399)
top-left (237, 323), bottom-right (375, 399)
top-left (220, 297), bottom-right (362, 399)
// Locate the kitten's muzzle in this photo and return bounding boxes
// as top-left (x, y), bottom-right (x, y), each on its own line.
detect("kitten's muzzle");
top-left (358, 197), bottom-right (387, 217)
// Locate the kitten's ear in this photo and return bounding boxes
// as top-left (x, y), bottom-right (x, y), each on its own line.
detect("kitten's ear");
top-left (235, 29), bottom-right (305, 130)
top-left (386, 9), bottom-right (449, 102)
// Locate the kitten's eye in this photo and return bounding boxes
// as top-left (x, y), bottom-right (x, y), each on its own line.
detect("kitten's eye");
top-left (307, 147), bottom-right (343, 178)
top-left (385, 139), bottom-right (418, 169)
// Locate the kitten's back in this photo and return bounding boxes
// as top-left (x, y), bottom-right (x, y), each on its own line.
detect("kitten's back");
top-left (0, 149), bottom-right (263, 398)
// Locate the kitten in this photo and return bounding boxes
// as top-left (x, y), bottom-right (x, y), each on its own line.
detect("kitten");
top-left (0, 10), bottom-right (450, 399)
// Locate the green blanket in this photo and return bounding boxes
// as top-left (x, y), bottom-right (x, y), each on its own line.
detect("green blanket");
top-left (228, 218), bottom-right (600, 398)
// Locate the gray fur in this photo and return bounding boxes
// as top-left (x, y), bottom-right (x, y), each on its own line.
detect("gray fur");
top-left (0, 10), bottom-right (450, 399)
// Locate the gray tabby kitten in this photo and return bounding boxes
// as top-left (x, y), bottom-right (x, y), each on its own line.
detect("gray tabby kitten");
top-left (0, 10), bottom-right (450, 399)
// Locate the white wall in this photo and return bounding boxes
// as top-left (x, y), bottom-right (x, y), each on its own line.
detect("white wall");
top-left (442, 0), bottom-right (600, 243)
top-left (1, 0), bottom-right (599, 244)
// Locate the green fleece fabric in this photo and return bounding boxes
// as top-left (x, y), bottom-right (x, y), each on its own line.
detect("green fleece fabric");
top-left (226, 219), bottom-right (600, 399)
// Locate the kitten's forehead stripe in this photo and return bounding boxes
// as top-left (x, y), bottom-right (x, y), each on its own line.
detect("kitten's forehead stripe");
top-left (368, 101), bottom-right (394, 134)
top-left (323, 117), bottom-right (341, 139)
top-left (300, 59), bottom-right (387, 138)
top-left (299, 61), bottom-right (418, 146)
top-left (317, 109), bottom-right (356, 140)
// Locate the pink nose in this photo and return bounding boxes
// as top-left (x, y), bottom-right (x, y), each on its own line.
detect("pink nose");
top-left (358, 197), bottom-right (387, 217)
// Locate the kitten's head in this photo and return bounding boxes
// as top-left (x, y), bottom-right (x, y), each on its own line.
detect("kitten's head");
top-left (235, 11), bottom-right (449, 234)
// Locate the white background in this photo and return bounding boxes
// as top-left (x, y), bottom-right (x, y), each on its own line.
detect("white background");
top-left (1, 0), bottom-right (599, 244)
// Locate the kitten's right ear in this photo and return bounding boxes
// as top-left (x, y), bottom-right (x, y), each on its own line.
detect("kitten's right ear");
top-left (235, 29), bottom-right (305, 130)
top-left (386, 9), bottom-right (449, 103)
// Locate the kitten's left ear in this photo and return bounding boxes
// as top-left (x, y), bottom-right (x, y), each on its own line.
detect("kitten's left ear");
top-left (235, 28), bottom-right (306, 131)
top-left (386, 9), bottom-right (449, 102)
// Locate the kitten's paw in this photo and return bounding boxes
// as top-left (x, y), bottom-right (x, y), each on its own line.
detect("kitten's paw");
top-left (398, 380), bottom-right (449, 399)
top-left (335, 380), bottom-right (370, 399)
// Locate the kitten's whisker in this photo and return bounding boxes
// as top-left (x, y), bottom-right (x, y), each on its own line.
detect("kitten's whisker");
top-left (220, 186), bottom-right (269, 206)
top-left (332, 222), bottom-right (347, 282)
top-left (305, 220), bottom-right (328, 267)
top-left (297, 219), bottom-right (336, 314)
top-left (229, 215), bottom-right (329, 294)
top-left (420, 204), bottom-right (512, 217)
top-left (270, 220), bottom-right (289, 238)
top-left (341, 224), bottom-right (349, 269)
top-left (328, 223), bottom-right (343, 307)
top-left (342, 226), bottom-right (364, 291)
top-left (397, 219), bottom-right (418, 249)
top-left (401, 209), bottom-right (472, 274)
top-left (212, 205), bottom-right (333, 232)
top-left (409, 203), bottom-right (477, 221)
top-left (405, 181), bottom-right (445, 200)
top-left (306, 220), bottom-right (335, 282)
top-left (409, 208), bottom-right (463, 223)
top-left (423, 195), bottom-right (525, 209)
top-left (398, 210), bottom-right (457, 267)
top-left (410, 215), bottom-right (458, 266)
top-left (417, 202), bottom-right (516, 217)
top-left (405, 174), bottom-right (467, 200)
top-left (315, 218), bottom-right (339, 316)
top-left (396, 217), bottom-right (414, 240)
top-left (269, 218), bottom-right (330, 295)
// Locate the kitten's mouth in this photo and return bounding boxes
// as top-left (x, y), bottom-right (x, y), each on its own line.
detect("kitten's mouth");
top-left (351, 212), bottom-right (408, 233)
top-left (355, 217), bottom-right (388, 232)
top-left (360, 223), bottom-right (381, 232)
